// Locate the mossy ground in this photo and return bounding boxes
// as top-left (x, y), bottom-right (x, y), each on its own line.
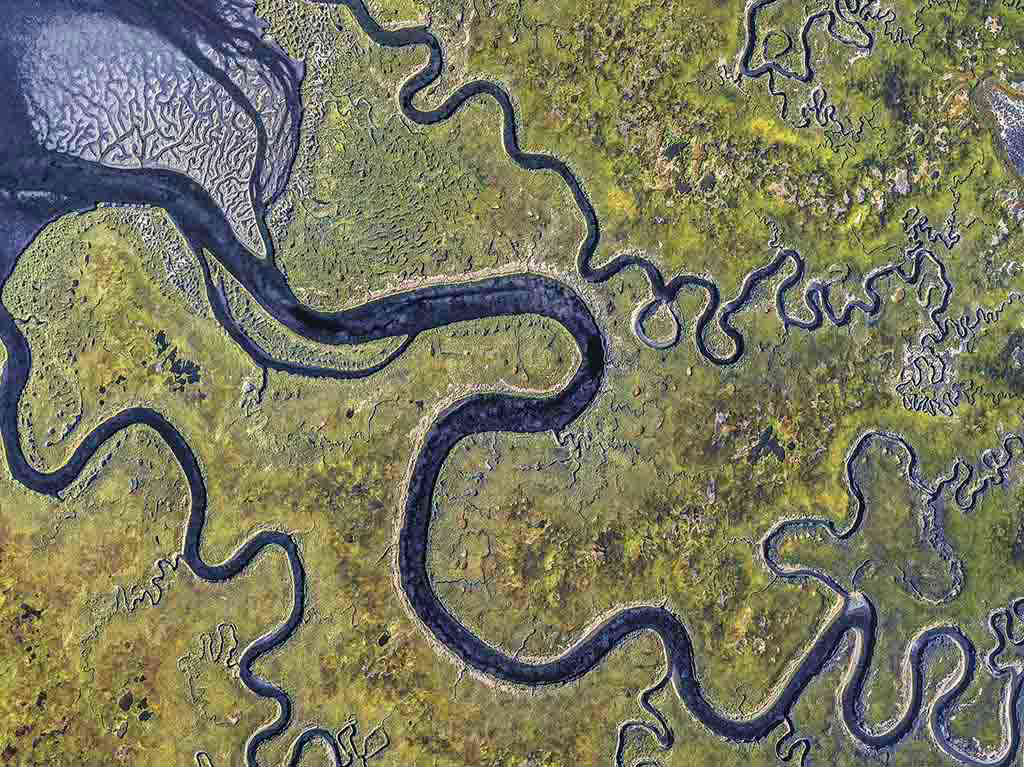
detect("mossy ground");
top-left (7, 0), bottom-right (1024, 765)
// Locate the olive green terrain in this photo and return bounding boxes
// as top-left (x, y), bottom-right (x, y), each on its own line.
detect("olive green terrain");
top-left (6, 0), bottom-right (1024, 765)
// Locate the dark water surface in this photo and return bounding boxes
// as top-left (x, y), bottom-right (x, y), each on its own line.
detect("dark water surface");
top-left (0, 1), bottom-right (1015, 765)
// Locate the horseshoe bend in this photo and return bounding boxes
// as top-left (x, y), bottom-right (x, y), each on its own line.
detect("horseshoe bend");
top-left (2, 1), bottom-right (1024, 766)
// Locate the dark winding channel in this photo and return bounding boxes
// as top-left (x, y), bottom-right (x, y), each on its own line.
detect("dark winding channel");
top-left (0, 1), bottom-right (1014, 765)
top-left (738, 0), bottom-right (876, 119)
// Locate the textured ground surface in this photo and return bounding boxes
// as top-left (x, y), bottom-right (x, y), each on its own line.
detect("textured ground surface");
top-left (8, 0), bottom-right (1024, 765)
